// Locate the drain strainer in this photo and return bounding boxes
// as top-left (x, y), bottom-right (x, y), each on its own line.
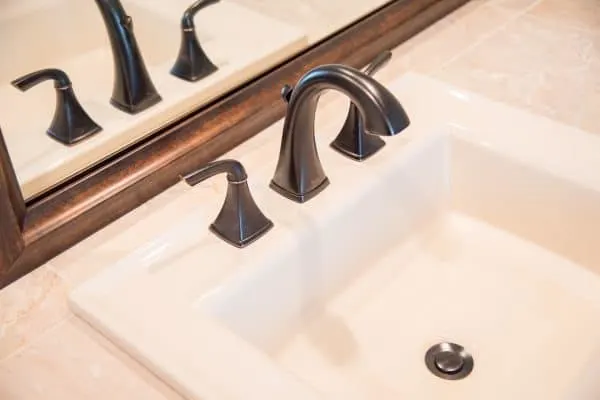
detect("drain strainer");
top-left (425, 342), bottom-right (473, 380)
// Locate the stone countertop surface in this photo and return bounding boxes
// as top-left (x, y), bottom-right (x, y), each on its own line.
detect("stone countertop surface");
top-left (1, 0), bottom-right (599, 398)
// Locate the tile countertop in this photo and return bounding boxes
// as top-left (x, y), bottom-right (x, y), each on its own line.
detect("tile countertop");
top-left (1, 0), bottom-right (599, 398)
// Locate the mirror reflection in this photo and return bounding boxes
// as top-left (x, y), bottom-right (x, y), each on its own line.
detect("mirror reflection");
top-left (0, 0), bottom-right (391, 200)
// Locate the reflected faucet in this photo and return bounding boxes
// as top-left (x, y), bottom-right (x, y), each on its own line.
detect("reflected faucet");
top-left (12, 68), bottom-right (102, 145)
top-left (270, 64), bottom-right (410, 203)
top-left (94, 0), bottom-right (161, 114)
top-left (171, 0), bottom-right (219, 82)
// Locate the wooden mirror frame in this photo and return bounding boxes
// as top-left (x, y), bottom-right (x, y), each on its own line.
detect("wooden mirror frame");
top-left (0, 0), bottom-right (468, 288)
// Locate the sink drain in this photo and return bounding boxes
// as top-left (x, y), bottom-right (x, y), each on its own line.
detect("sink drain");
top-left (425, 342), bottom-right (473, 380)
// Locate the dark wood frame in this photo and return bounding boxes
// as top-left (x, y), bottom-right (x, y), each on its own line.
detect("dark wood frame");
top-left (0, 0), bottom-right (469, 288)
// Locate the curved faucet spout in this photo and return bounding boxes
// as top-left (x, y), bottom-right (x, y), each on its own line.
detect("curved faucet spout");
top-left (270, 64), bottom-right (410, 203)
top-left (94, 0), bottom-right (162, 114)
top-left (181, 0), bottom-right (220, 30)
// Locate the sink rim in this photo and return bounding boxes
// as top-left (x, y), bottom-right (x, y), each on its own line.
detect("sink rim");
top-left (68, 72), bottom-right (600, 399)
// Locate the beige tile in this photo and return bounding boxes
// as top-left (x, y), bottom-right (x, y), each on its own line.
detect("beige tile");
top-left (528, 0), bottom-right (600, 32)
top-left (0, 267), bottom-right (69, 360)
top-left (486, 0), bottom-right (540, 11)
top-left (577, 70), bottom-right (600, 134)
top-left (579, 115), bottom-right (600, 135)
top-left (0, 317), bottom-right (182, 400)
top-left (376, 3), bottom-right (516, 83)
top-left (433, 13), bottom-right (600, 128)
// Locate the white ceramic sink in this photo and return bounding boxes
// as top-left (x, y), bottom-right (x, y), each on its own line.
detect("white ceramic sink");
top-left (70, 73), bottom-right (600, 400)
top-left (0, 0), bottom-right (306, 198)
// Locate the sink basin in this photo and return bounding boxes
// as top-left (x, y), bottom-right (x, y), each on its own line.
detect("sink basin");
top-left (0, 0), bottom-right (306, 199)
top-left (69, 73), bottom-right (600, 399)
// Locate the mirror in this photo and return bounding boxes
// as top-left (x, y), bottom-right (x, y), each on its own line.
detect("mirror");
top-left (0, 0), bottom-right (391, 200)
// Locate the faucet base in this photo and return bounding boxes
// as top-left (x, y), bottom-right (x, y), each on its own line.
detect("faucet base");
top-left (48, 125), bottom-right (102, 146)
top-left (171, 60), bottom-right (218, 83)
top-left (330, 133), bottom-right (385, 161)
top-left (110, 93), bottom-right (162, 115)
top-left (269, 177), bottom-right (330, 204)
top-left (330, 102), bottom-right (387, 161)
top-left (210, 219), bottom-right (273, 248)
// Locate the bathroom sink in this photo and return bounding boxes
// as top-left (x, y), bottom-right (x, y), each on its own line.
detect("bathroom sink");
top-left (70, 73), bottom-right (600, 399)
top-left (0, 0), bottom-right (306, 199)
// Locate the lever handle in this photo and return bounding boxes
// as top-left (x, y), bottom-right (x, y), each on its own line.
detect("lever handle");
top-left (329, 50), bottom-right (395, 161)
top-left (184, 159), bottom-right (247, 185)
top-left (171, 0), bottom-right (219, 82)
top-left (281, 84), bottom-right (294, 103)
top-left (11, 68), bottom-right (102, 145)
top-left (183, 159), bottom-right (272, 248)
top-left (181, 0), bottom-right (220, 30)
top-left (12, 68), bottom-right (72, 90)
top-left (362, 51), bottom-right (392, 76)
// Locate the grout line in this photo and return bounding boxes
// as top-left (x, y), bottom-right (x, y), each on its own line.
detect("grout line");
top-left (69, 315), bottom-right (186, 399)
top-left (46, 262), bottom-right (75, 291)
top-left (0, 314), bottom-right (72, 365)
top-left (522, 11), bottom-right (600, 35)
top-left (0, 267), bottom-right (72, 364)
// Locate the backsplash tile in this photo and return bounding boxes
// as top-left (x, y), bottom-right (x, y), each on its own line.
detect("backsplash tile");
top-left (528, 0), bottom-right (600, 32)
top-left (433, 11), bottom-right (600, 131)
top-left (377, 2), bottom-right (519, 83)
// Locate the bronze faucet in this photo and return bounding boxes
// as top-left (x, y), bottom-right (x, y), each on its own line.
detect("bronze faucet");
top-left (94, 0), bottom-right (162, 114)
top-left (184, 160), bottom-right (273, 248)
top-left (271, 62), bottom-right (410, 203)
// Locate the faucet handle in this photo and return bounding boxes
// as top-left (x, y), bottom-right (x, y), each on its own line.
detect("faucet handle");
top-left (12, 68), bottom-right (72, 90)
top-left (12, 69), bottom-right (102, 145)
top-left (330, 50), bottom-right (397, 161)
top-left (281, 84), bottom-right (294, 103)
top-left (183, 159), bottom-right (273, 248)
top-left (362, 50), bottom-right (392, 76)
top-left (171, 0), bottom-right (219, 82)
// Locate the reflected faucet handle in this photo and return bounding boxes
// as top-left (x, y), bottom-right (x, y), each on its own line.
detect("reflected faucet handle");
top-left (181, 0), bottom-right (220, 29)
top-left (11, 68), bottom-right (102, 145)
top-left (171, 0), bottom-right (220, 82)
top-left (330, 50), bottom-right (399, 161)
top-left (281, 84), bottom-right (294, 103)
top-left (183, 159), bottom-right (273, 248)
